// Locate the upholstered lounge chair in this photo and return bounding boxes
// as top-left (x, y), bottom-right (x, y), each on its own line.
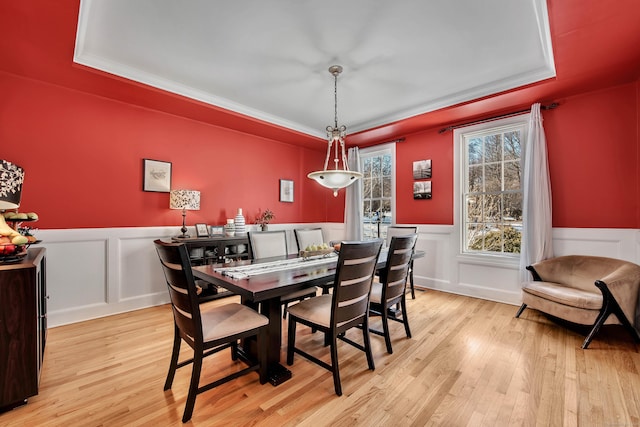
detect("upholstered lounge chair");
top-left (516, 255), bottom-right (640, 349)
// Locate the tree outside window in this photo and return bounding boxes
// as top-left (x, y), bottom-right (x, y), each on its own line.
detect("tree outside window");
top-left (463, 125), bottom-right (525, 255)
top-left (361, 150), bottom-right (393, 240)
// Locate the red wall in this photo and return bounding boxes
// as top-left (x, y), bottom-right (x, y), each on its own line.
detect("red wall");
top-left (0, 72), bottom-right (344, 229)
top-left (394, 81), bottom-right (640, 228)
top-left (2, 74), bottom-right (637, 230)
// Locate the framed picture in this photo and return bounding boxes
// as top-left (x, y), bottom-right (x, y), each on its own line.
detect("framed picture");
top-left (209, 225), bottom-right (224, 236)
top-left (413, 181), bottom-right (432, 199)
top-left (280, 179), bottom-right (294, 203)
top-left (195, 223), bottom-right (209, 238)
top-left (413, 159), bottom-right (432, 179)
top-left (143, 159), bottom-right (172, 192)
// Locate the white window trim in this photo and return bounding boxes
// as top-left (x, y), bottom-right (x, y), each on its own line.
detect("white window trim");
top-left (453, 114), bottom-right (529, 265)
top-left (359, 142), bottom-right (397, 226)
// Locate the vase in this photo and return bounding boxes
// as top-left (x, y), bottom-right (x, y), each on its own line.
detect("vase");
top-left (224, 219), bottom-right (235, 237)
top-left (234, 208), bottom-right (246, 235)
top-left (261, 224), bottom-right (268, 231)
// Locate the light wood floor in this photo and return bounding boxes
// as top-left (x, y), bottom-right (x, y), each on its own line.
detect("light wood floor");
top-left (2, 289), bottom-right (639, 426)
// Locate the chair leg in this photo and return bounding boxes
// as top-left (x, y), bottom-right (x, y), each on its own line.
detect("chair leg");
top-left (381, 304), bottom-right (393, 354)
top-left (287, 316), bottom-right (297, 366)
top-left (515, 303), bottom-right (527, 318)
top-left (409, 262), bottom-right (415, 299)
top-left (400, 296), bottom-right (412, 339)
top-left (230, 340), bottom-right (238, 361)
top-left (362, 317), bottom-right (375, 371)
top-left (582, 307), bottom-right (610, 349)
top-left (182, 348), bottom-right (203, 423)
top-left (283, 302), bottom-right (288, 319)
top-left (330, 333), bottom-right (342, 396)
top-left (164, 325), bottom-right (181, 390)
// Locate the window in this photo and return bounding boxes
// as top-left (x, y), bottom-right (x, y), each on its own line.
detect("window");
top-left (360, 144), bottom-right (395, 240)
top-left (461, 119), bottom-right (527, 255)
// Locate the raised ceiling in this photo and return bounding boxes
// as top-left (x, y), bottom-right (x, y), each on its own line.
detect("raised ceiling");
top-left (73, 0), bottom-right (555, 140)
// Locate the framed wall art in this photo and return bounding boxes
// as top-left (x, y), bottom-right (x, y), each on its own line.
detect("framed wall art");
top-left (280, 179), bottom-right (294, 203)
top-left (413, 159), bottom-right (432, 179)
top-left (413, 181), bottom-right (432, 200)
top-left (143, 159), bottom-right (172, 192)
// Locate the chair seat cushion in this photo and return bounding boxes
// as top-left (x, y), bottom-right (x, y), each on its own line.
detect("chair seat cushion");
top-left (200, 302), bottom-right (268, 342)
top-left (522, 281), bottom-right (602, 310)
top-left (286, 294), bottom-right (332, 328)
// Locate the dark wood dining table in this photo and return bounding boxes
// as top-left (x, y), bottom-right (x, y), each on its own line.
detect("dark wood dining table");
top-left (192, 248), bottom-right (424, 385)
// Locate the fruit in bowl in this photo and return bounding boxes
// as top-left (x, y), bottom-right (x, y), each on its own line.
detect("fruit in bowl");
top-left (0, 241), bottom-right (27, 257)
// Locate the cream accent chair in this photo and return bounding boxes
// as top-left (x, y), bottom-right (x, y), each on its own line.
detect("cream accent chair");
top-left (516, 255), bottom-right (640, 349)
top-left (294, 228), bottom-right (325, 253)
top-left (247, 231), bottom-right (317, 317)
top-left (294, 228), bottom-right (334, 295)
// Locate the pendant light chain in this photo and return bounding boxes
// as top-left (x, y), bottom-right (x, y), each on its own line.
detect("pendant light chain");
top-left (307, 64), bottom-right (363, 196)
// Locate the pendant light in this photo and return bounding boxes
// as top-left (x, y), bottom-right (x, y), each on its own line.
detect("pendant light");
top-left (308, 65), bottom-right (362, 196)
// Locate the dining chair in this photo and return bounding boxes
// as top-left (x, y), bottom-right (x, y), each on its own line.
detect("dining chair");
top-left (294, 227), bottom-right (333, 295)
top-left (154, 239), bottom-right (268, 423)
top-left (369, 234), bottom-right (418, 354)
top-left (286, 239), bottom-right (383, 396)
top-left (294, 227), bottom-right (325, 253)
top-left (383, 226), bottom-right (418, 298)
top-left (247, 231), bottom-right (318, 318)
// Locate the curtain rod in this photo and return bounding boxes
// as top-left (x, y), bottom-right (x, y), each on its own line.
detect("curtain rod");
top-left (438, 102), bottom-right (559, 134)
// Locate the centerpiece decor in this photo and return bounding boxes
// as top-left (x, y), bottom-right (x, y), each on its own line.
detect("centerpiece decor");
top-left (255, 208), bottom-right (275, 231)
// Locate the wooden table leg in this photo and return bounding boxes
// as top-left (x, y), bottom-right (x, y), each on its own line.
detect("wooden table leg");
top-left (239, 296), bottom-right (291, 386)
top-left (259, 298), bottom-right (292, 385)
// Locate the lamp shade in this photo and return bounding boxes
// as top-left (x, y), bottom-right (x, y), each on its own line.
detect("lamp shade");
top-left (170, 190), bottom-right (200, 210)
top-left (0, 160), bottom-right (25, 210)
top-left (307, 170), bottom-right (361, 193)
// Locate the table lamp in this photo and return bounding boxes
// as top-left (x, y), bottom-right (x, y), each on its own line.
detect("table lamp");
top-left (0, 160), bottom-right (25, 210)
top-left (170, 189), bottom-right (200, 238)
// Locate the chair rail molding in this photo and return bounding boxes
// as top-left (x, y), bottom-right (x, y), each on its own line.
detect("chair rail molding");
top-left (36, 224), bottom-right (638, 327)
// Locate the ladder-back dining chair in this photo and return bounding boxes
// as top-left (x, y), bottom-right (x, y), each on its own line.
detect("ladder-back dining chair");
top-left (154, 239), bottom-right (268, 423)
top-left (384, 226), bottom-right (418, 298)
top-left (247, 231), bottom-right (318, 317)
top-left (286, 239), bottom-right (383, 396)
top-left (369, 233), bottom-right (418, 354)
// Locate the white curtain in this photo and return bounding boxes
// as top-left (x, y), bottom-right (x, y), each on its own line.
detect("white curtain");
top-left (344, 147), bottom-right (363, 240)
top-left (519, 103), bottom-right (554, 282)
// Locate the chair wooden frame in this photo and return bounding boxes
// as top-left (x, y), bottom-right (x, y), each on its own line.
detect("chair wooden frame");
top-left (154, 239), bottom-right (268, 422)
top-left (286, 239), bottom-right (383, 396)
top-left (369, 234), bottom-right (418, 354)
top-left (384, 226), bottom-right (418, 299)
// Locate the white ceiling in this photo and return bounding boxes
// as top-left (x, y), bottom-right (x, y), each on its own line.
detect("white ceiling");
top-left (74, 0), bottom-right (555, 139)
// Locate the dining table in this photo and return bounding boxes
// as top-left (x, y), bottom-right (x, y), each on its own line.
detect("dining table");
top-left (192, 248), bottom-right (425, 386)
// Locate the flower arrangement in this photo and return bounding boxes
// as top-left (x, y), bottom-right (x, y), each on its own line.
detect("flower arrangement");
top-left (255, 208), bottom-right (275, 226)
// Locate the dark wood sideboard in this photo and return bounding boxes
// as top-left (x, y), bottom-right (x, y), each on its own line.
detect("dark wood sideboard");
top-left (171, 235), bottom-right (249, 301)
top-left (0, 248), bottom-right (47, 412)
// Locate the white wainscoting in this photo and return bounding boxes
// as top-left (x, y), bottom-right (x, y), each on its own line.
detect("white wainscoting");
top-left (412, 225), bottom-right (640, 306)
top-left (37, 224), bottom-right (639, 327)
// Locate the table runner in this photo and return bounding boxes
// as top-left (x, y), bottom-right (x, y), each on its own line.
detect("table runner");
top-left (215, 253), bottom-right (339, 279)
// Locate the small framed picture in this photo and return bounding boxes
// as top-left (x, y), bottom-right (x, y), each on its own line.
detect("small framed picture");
top-left (413, 159), bottom-right (432, 179)
top-left (413, 181), bottom-right (432, 199)
top-left (143, 159), bottom-right (172, 192)
top-left (195, 223), bottom-right (209, 238)
top-left (209, 225), bottom-right (224, 236)
top-left (280, 179), bottom-right (294, 203)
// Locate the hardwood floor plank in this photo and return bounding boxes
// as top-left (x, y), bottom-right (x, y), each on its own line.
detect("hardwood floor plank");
top-left (1, 290), bottom-right (638, 426)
